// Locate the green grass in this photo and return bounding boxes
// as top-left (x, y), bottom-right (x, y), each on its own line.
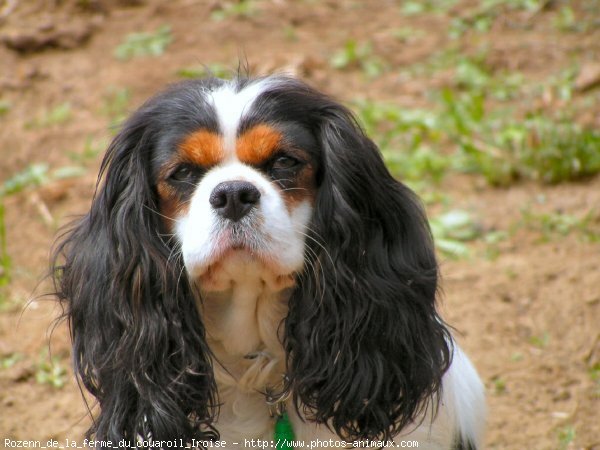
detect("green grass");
top-left (448, 0), bottom-right (546, 38)
top-left (519, 209), bottom-right (600, 242)
top-left (448, 102), bottom-right (600, 185)
top-left (35, 350), bottom-right (67, 389)
top-left (26, 102), bottom-right (72, 129)
top-left (0, 100), bottom-right (11, 117)
top-left (510, 352), bottom-right (524, 362)
top-left (0, 164), bottom-right (50, 287)
top-left (554, 5), bottom-right (577, 32)
top-left (330, 40), bottom-right (386, 78)
top-left (557, 426), bottom-right (576, 450)
top-left (400, 0), bottom-right (458, 16)
top-left (0, 161), bottom-right (91, 290)
top-left (590, 362), bottom-right (600, 398)
top-left (491, 375), bottom-right (507, 395)
top-left (391, 26), bottom-right (425, 43)
top-left (68, 136), bottom-right (107, 164)
top-left (353, 99), bottom-right (451, 184)
top-left (282, 25), bottom-right (298, 42)
top-left (210, 0), bottom-right (258, 21)
top-left (430, 210), bottom-right (482, 258)
top-left (480, 229), bottom-right (509, 260)
top-left (0, 352), bottom-right (23, 369)
top-left (114, 25), bottom-right (172, 61)
top-left (176, 63), bottom-right (232, 80)
top-left (0, 203), bottom-right (9, 288)
top-left (102, 87), bottom-right (131, 129)
top-left (529, 331), bottom-right (550, 349)
top-left (0, 164), bottom-right (49, 197)
top-left (354, 65), bottom-right (600, 187)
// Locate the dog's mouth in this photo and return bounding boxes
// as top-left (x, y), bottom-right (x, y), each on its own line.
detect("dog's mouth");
top-left (189, 225), bottom-right (297, 292)
top-left (214, 222), bottom-right (267, 258)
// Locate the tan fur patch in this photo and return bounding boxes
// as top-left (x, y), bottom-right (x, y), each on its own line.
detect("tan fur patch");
top-left (280, 164), bottom-right (317, 212)
top-left (156, 181), bottom-right (189, 231)
top-left (179, 129), bottom-right (223, 166)
top-left (236, 124), bottom-right (283, 165)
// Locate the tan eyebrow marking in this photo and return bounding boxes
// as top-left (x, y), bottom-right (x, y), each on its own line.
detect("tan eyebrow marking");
top-left (236, 124), bottom-right (283, 165)
top-left (178, 129), bottom-right (223, 167)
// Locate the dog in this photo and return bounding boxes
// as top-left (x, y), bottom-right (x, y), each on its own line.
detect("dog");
top-left (52, 75), bottom-right (485, 449)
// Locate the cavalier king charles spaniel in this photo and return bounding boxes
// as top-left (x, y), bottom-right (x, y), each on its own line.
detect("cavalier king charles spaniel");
top-left (52, 75), bottom-right (485, 449)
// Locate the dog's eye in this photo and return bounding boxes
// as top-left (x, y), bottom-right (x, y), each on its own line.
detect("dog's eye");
top-left (271, 156), bottom-right (300, 171)
top-left (169, 165), bottom-right (202, 184)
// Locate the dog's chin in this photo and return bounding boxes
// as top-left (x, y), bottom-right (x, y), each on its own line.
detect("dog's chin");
top-left (190, 246), bottom-right (297, 293)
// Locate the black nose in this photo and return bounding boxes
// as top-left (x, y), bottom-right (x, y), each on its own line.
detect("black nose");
top-left (209, 181), bottom-right (261, 222)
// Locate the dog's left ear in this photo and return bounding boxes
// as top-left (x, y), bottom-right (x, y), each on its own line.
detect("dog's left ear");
top-left (285, 100), bottom-right (452, 441)
top-left (51, 96), bottom-right (218, 445)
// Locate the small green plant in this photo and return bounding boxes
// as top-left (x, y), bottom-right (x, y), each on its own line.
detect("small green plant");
top-left (441, 88), bottom-right (600, 185)
top-left (400, 0), bottom-right (457, 16)
top-left (26, 102), bottom-right (72, 129)
top-left (557, 426), bottom-right (576, 450)
top-left (0, 164), bottom-right (49, 197)
top-left (385, 146), bottom-right (452, 185)
top-left (448, 0), bottom-right (544, 38)
top-left (529, 332), bottom-right (550, 349)
top-left (391, 26), bottom-right (425, 43)
top-left (453, 55), bottom-right (524, 100)
top-left (430, 210), bottom-right (482, 258)
top-left (35, 350), bottom-right (67, 389)
top-left (353, 99), bottom-right (454, 184)
top-left (0, 202), bottom-right (10, 287)
top-left (176, 63), bottom-right (232, 80)
top-left (354, 42), bottom-right (599, 189)
top-left (68, 136), bottom-right (107, 164)
top-left (114, 25), bottom-right (172, 61)
top-left (210, 0), bottom-right (258, 21)
top-left (0, 164), bottom-right (49, 287)
top-left (102, 87), bottom-right (131, 128)
top-left (0, 162), bottom-right (91, 288)
top-left (554, 6), bottom-right (577, 32)
top-left (491, 376), bottom-right (507, 395)
top-left (589, 362), bottom-right (600, 397)
top-left (590, 362), bottom-right (600, 382)
top-left (330, 40), bottom-right (385, 78)
top-left (520, 209), bottom-right (600, 242)
top-left (510, 352), bottom-right (524, 362)
top-left (282, 25), bottom-right (298, 42)
top-left (483, 229), bottom-right (508, 260)
top-left (0, 100), bottom-right (11, 117)
top-left (0, 352), bottom-right (23, 369)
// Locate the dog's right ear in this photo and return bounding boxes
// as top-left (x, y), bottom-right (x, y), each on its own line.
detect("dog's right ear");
top-left (51, 99), bottom-right (218, 446)
top-left (284, 90), bottom-right (452, 441)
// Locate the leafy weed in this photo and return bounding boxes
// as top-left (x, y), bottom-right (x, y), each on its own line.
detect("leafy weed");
top-left (114, 25), bottom-right (172, 61)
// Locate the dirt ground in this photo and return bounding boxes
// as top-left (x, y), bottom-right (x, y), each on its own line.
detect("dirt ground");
top-left (0, 0), bottom-right (599, 449)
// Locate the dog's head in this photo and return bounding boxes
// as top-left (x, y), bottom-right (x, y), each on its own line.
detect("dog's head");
top-left (53, 76), bottom-right (451, 445)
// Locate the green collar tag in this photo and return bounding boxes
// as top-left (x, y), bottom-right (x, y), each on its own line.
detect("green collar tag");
top-left (274, 411), bottom-right (295, 450)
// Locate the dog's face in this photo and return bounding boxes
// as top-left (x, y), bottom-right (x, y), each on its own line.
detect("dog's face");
top-left (154, 79), bottom-right (319, 292)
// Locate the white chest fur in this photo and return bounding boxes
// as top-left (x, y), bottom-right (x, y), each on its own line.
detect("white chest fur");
top-left (199, 274), bottom-right (291, 444)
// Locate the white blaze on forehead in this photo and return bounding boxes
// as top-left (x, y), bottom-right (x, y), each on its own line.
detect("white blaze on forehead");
top-left (207, 78), bottom-right (278, 159)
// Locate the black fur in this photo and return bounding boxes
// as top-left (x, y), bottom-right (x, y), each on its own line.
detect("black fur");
top-left (52, 76), bottom-right (452, 446)
top-left (52, 80), bottom-right (225, 446)
top-left (452, 434), bottom-right (477, 450)
top-left (265, 80), bottom-right (453, 440)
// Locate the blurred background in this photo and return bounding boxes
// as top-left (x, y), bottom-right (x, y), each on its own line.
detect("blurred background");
top-left (0, 0), bottom-right (599, 448)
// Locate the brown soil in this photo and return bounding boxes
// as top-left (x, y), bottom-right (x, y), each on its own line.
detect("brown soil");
top-left (0, 1), bottom-right (598, 449)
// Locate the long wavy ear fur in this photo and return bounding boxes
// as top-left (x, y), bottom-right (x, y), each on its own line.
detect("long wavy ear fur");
top-left (285, 98), bottom-right (452, 441)
top-left (51, 105), bottom-right (217, 445)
